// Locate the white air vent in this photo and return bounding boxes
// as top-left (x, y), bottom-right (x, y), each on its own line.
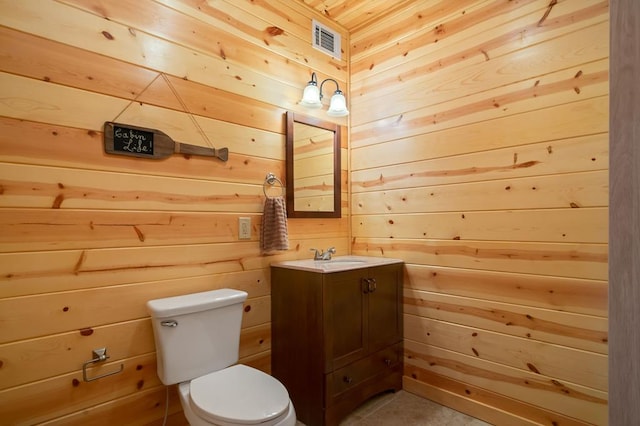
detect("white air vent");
top-left (312, 19), bottom-right (341, 59)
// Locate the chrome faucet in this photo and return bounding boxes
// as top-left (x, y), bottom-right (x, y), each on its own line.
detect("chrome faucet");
top-left (310, 247), bottom-right (336, 260)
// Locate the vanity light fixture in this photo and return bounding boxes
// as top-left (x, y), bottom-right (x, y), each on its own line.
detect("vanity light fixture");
top-left (299, 72), bottom-right (349, 117)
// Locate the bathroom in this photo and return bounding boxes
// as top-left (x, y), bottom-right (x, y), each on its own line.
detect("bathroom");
top-left (0, 0), bottom-right (636, 425)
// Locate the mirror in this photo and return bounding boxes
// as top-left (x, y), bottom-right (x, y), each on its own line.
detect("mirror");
top-left (285, 111), bottom-right (341, 218)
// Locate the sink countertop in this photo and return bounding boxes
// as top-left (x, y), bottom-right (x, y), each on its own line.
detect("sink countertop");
top-left (271, 255), bottom-right (403, 273)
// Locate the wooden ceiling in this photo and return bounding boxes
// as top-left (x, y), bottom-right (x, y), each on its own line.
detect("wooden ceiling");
top-left (299, 0), bottom-right (417, 32)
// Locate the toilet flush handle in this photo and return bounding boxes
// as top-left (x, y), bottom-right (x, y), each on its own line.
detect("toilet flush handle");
top-left (161, 319), bottom-right (178, 327)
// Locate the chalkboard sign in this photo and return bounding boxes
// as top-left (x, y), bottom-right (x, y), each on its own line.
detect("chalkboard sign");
top-left (103, 121), bottom-right (229, 162)
top-left (112, 125), bottom-right (154, 156)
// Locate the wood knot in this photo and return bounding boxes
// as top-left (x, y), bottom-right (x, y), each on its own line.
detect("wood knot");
top-left (52, 194), bottom-right (64, 209)
top-left (266, 26), bottom-right (284, 36)
top-left (132, 226), bottom-right (145, 242)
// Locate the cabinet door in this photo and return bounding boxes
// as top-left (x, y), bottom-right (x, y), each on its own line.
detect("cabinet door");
top-left (324, 269), bottom-right (367, 371)
top-left (367, 264), bottom-right (402, 353)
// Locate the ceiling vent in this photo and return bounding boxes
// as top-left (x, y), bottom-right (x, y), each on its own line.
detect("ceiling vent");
top-left (312, 19), bottom-right (341, 59)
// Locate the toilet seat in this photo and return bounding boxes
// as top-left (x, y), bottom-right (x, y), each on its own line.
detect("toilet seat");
top-left (189, 364), bottom-right (290, 425)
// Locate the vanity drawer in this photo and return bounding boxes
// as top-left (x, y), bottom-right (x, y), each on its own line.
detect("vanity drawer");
top-left (327, 344), bottom-right (401, 398)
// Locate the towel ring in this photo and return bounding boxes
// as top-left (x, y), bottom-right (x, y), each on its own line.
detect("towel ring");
top-left (264, 172), bottom-right (285, 198)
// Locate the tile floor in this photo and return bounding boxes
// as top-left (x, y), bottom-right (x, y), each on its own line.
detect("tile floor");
top-left (296, 390), bottom-right (491, 426)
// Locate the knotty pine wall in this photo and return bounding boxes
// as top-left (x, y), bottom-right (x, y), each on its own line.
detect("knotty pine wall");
top-left (0, 1), bottom-right (348, 424)
top-left (349, 1), bottom-right (608, 425)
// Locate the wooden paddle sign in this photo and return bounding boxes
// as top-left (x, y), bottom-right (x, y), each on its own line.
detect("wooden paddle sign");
top-left (103, 122), bottom-right (228, 162)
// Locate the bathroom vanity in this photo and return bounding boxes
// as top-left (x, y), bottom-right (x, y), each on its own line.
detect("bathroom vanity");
top-left (271, 256), bottom-right (403, 426)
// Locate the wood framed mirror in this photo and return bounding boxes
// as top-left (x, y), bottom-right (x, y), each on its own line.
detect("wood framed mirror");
top-left (285, 111), bottom-right (341, 218)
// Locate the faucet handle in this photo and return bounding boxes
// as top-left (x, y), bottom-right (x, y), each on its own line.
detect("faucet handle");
top-left (310, 248), bottom-right (322, 260)
top-left (322, 247), bottom-right (336, 260)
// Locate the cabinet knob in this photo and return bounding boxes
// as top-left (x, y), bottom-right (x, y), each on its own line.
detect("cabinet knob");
top-left (361, 278), bottom-right (377, 293)
top-left (361, 278), bottom-right (370, 293)
top-left (343, 376), bottom-right (353, 384)
top-left (384, 358), bottom-right (392, 367)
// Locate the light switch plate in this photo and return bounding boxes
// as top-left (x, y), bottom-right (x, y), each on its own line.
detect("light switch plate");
top-left (238, 217), bottom-right (251, 240)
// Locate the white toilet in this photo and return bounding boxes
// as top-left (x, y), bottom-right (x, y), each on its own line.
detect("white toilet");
top-left (147, 289), bottom-right (296, 426)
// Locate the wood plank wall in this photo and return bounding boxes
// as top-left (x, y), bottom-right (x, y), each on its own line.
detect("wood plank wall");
top-left (0, 1), bottom-right (348, 424)
top-left (349, 1), bottom-right (609, 425)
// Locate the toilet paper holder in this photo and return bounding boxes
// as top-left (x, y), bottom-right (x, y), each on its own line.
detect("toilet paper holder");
top-left (82, 347), bottom-right (124, 382)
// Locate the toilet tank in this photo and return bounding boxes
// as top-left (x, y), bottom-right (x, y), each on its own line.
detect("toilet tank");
top-left (147, 289), bottom-right (248, 385)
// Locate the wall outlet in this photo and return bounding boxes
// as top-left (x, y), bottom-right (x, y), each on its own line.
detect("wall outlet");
top-left (238, 217), bottom-right (251, 240)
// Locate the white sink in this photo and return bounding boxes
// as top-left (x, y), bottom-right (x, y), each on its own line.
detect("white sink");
top-left (272, 256), bottom-right (402, 273)
top-left (318, 260), bottom-right (367, 270)
top-left (328, 258), bottom-right (367, 264)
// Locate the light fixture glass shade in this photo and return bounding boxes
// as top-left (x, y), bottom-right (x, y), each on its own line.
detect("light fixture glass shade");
top-left (299, 83), bottom-right (322, 108)
top-left (326, 90), bottom-right (349, 117)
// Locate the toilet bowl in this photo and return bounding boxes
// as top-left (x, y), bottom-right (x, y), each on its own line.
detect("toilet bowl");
top-left (177, 365), bottom-right (296, 426)
top-left (147, 289), bottom-right (296, 426)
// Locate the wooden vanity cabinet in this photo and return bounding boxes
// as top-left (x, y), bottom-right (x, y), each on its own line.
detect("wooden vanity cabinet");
top-left (271, 263), bottom-right (403, 426)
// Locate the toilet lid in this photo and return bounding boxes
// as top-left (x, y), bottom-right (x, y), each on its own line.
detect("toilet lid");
top-left (189, 364), bottom-right (289, 425)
